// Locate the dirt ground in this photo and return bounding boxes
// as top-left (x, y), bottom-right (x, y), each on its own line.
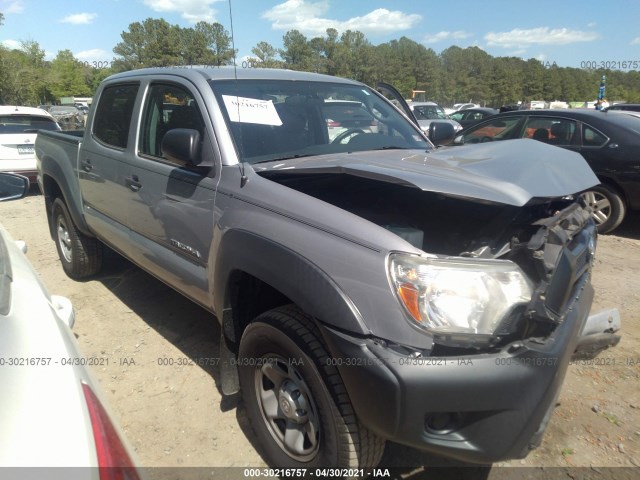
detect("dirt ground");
top-left (0, 190), bottom-right (638, 478)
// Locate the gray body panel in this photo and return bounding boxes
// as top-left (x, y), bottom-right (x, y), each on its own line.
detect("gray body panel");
top-left (255, 139), bottom-right (599, 207)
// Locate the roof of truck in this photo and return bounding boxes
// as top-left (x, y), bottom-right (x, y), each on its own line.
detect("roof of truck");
top-left (106, 66), bottom-right (362, 85)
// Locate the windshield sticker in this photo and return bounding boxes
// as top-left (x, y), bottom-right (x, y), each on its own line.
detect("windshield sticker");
top-left (222, 95), bottom-right (282, 126)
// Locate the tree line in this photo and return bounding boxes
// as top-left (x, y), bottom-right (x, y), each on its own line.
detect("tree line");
top-left (1, 16), bottom-right (639, 107)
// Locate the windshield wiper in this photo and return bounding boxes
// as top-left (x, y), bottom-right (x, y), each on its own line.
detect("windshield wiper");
top-left (252, 154), bottom-right (314, 164)
top-left (369, 145), bottom-right (410, 151)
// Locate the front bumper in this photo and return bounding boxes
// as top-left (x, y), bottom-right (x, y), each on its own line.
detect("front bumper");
top-left (319, 279), bottom-right (595, 464)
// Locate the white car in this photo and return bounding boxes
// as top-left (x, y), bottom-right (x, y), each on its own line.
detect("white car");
top-left (444, 102), bottom-right (479, 115)
top-left (409, 102), bottom-right (463, 138)
top-left (0, 172), bottom-right (142, 475)
top-left (0, 106), bottom-right (60, 185)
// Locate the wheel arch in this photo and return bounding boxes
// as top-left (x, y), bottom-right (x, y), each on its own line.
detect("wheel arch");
top-left (213, 229), bottom-right (368, 352)
top-left (594, 175), bottom-right (628, 206)
top-left (40, 156), bottom-right (93, 238)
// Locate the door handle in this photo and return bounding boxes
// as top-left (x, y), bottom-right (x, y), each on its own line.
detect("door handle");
top-left (125, 174), bottom-right (142, 192)
top-left (81, 159), bottom-right (92, 172)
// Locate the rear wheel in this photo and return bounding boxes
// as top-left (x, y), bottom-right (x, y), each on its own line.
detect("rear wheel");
top-left (580, 185), bottom-right (626, 234)
top-left (238, 305), bottom-right (385, 470)
top-left (52, 198), bottom-right (103, 278)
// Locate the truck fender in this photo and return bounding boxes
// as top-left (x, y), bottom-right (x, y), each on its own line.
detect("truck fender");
top-left (213, 228), bottom-right (369, 336)
top-left (213, 229), bottom-right (369, 395)
top-left (40, 155), bottom-right (92, 237)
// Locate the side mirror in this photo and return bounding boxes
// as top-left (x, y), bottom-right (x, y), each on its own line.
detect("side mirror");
top-left (428, 122), bottom-right (456, 145)
top-left (161, 128), bottom-right (202, 166)
top-left (453, 134), bottom-right (464, 145)
top-left (0, 172), bottom-right (29, 202)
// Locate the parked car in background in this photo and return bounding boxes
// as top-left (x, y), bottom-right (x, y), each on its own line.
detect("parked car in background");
top-left (409, 101), bottom-right (462, 139)
top-left (444, 102), bottom-right (479, 114)
top-left (0, 172), bottom-right (141, 475)
top-left (48, 105), bottom-right (86, 130)
top-left (0, 106), bottom-right (60, 185)
top-left (449, 107), bottom-right (498, 129)
top-left (520, 101), bottom-right (546, 110)
top-left (454, 109), bottom-right (640, 233)
top-left (321, 100), bottom-right (379, 142)
top-left (603, 103), bottom-right (640, 112)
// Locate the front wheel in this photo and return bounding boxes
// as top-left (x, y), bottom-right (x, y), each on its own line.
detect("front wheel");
top-left (238, 305), bottom-right (384, 470)
top-left (52, 198), bottom-right (103, 278)
top-left (580, 185), bottom-right (626, 234)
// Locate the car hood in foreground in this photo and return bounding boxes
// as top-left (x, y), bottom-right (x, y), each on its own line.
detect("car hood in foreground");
top-left (256, 139), bottom-right (599, 206)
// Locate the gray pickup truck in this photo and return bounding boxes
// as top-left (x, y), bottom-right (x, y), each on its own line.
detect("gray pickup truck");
top-left (36, 67), bottom-right (620, 469)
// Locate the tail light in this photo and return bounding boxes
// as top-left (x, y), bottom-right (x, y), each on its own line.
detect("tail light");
top-left (326, 119), bottom-right (341, 127)
top-left (82, 383), bottom-right (141, 480)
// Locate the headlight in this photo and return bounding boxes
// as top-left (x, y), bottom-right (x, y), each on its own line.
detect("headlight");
top-left (389, 254), bottom-right (533, 342)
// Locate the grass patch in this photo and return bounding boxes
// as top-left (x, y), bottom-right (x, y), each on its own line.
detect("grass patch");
top-left (561, 447), bottom-right (575, 457)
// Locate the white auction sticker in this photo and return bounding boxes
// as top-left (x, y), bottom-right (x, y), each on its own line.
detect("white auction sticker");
top-left (222, 95), bottom-right (282, 126)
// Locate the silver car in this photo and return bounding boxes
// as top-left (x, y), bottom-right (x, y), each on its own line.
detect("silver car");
top-left (409, 101), bottom-right (462, 138)
top-left (0, 172), bottom-right (141, 476)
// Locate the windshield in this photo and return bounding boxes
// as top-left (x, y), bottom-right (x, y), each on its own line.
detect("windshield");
top-left (209, 80), bottom-right (429, 164)
top-left (0, 115), bottom-right (60, 133)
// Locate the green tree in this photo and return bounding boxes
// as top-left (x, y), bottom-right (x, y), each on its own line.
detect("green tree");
top-left (48, 50), bottom-right (92, 98)
top-left (112, 18), bottom-right (182, 70)
top-left (280, 30), bottom-right (313, 70)
top-left (250, 41), bottom-right (282, 68)
top-left (1, 40), bottom-right (50, 105)
top-left (490, 57), bottom-right (524, 107)
top-left (522, 59), bottom-right (545, 100)
top-left (193, 22), bottom-right (235, 66)
top-left (333, 30), bottom-right (373, 83)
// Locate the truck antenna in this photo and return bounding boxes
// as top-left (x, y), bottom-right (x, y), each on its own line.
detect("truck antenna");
top-left (227, 0), bottom-right (248, 187)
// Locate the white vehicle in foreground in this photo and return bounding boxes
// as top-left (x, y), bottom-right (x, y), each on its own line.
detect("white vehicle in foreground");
top-left (0, 106), bottom-right (60, 185)
top-left (0, 172), bottom-right (141, 476)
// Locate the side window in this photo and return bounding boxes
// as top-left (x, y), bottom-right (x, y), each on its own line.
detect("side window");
top-left (583, 124), bottom-right (608, 147)
top-left (139, 83), bottom-right (205, 159)
top-left (463, 116), bottom-right (522, 143)
top-left (92, 84), bottom-right (139, 149)
top-left (522, 117), bottom-right (576, 145)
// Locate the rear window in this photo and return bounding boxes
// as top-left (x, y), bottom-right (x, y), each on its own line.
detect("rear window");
top-left (92, 84), bottom-right (139, 149)
top-left (0, 115), bottom-right (60, 134)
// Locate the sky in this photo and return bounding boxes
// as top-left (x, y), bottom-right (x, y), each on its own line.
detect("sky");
top-left (1, 0), bottom-right (639, 70)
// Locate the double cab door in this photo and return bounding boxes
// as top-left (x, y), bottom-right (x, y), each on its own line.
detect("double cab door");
top-left (81, 77), bottom-right (219, 309)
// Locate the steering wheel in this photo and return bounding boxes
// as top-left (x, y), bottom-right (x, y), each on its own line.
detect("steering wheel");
top-left (332, 128), bottom-right (365, 144)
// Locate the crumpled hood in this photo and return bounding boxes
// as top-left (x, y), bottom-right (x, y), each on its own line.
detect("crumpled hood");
top-left (256, 139), bottom-right (599, 206)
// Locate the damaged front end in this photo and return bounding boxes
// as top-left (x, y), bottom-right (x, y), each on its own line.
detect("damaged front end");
top-left (386, 197), bottom-right (609, 354)
top-left (259, 145), bottom-right (619, 358)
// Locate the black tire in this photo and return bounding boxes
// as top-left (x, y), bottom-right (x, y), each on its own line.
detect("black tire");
top-left (238, 305), bottom-right (385, 470)
top-left (52, 198), bottom-right (103, 278)
top-left (580, 184), bottom-right (626, 234)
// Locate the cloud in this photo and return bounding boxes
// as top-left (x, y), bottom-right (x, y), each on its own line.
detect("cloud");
top-left (631, 37), bottom-right (640, 45)
top-left (75, 49), bottom-right (111, 61)
top-left (2, 1), bottom-right (24, 14)
top-left (535, 53), bottom-right (547, 62)
top-left (1, 39), bottom-right (21, 49)
top-left (423, 31), bottom-right (472, 44)
top-left (143, 0), bottom-right (223, 23)
top-left (60, 13), bottom-right (97, 24)
top-left (263, 0), bottom-right (421, 36)
top-left (485, 27), bottom-right (599, 48)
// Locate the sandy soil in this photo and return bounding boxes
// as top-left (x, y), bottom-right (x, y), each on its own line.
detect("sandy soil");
top-left (1, 190), bottom-right (638, 478)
